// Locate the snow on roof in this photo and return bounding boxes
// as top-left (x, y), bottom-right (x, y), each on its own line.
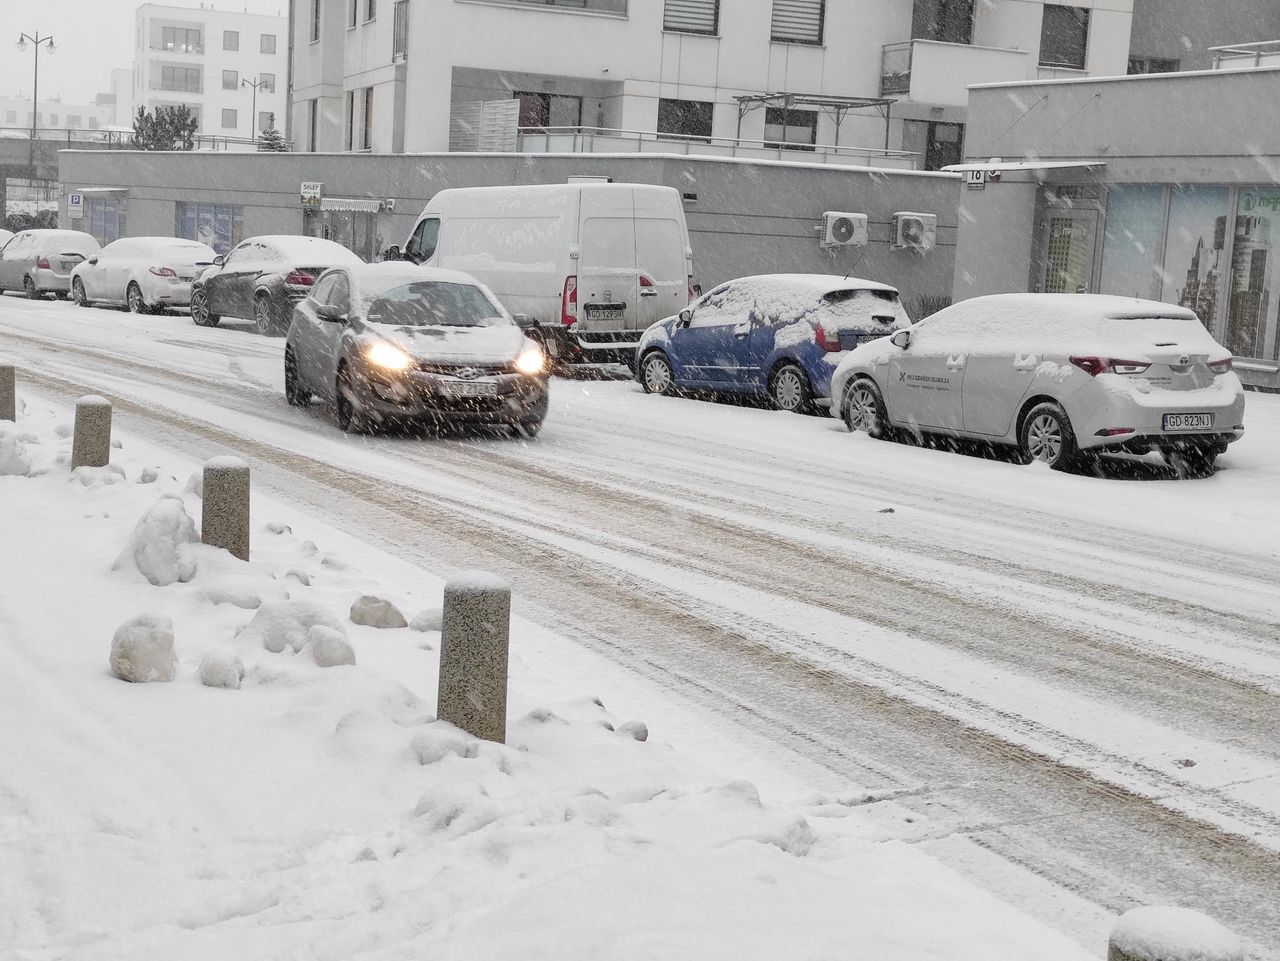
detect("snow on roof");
top-left (725, 273), bottom-right (900, 296)
top-left (256, 235), bottom-right (363, 263)
top-left (958, 293), bottom-right (1198, 322)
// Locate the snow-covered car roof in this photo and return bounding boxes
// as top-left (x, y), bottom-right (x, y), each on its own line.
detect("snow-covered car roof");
top-left (108, 237), bottom-right (216, 254)
top-left (717, 273), bottom-right (902, 297)
top-left (945, 293), bottom-right (1199, 324)
top-left (22, 230), bottom-right (100, 253)
top-left (347, 262), bottom-right (488, 289)
top-left (252, 235), bottom-right (363, 264)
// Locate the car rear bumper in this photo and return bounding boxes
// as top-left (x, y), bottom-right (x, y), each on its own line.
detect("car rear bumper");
top-left (143, 278), bottom-right (195, 307)
top-left (31, 269), bottom-right (72, 292)
top-left (355, 366), bottom-right (549, 424)
top-left (1071, 379), bottom-right (1246, 452)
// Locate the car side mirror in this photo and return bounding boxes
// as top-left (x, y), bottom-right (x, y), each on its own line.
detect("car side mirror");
top-left (512, 312), bottom-right (539, 330)
top-left (212, 255), bottom-right (226, 267)
top-left (317, 303), bottom-right (347, 323)
top-left (383, 244), bottom-right (402, 262)
top-left (890, 329), bottom-right (912, 349)
top-left (678, 308), bottom-right (693, 327)
top-left (87, 257), bottom-right (98, 266)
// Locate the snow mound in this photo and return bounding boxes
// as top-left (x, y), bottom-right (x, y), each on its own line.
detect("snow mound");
top-left (308, 625), bottom-right (356, 667)
top-left (237, 600), bottom-right (346, 653)
top-left (409, 606), bottom-right (443, 632)
top-left (183, 470), bottom-right (203, 499)
top-left (138, 466), bottom-right (160, 484)
top-left (412, 782), bottom-right (499, 836)
top-left (350, 594), bottom-right (407, 629)
top-left (284, 568), bottom-right (311, 586)
top-left (54, 422), bottom-right (72, 438)
top-left (617, 720), bottom-right (649, 742)
top-left (198, 647), bottom-right (245, 689)
top-left (71, 464), bottom-right (127, 486)
top-left (113, 496), bottom-right (199, 586)
top-left (410, 725), bottom-right (479, 765)
top-left (110, 613), bottom-right (177, 683)
top-left (0, 428), bottom-right (31, 477)
top-left (201, 574), bottom-right (290, 609)
top-left (1110, 907), bottom-right (1242, 961)
top-left (448, 570), bottom-right (510, 593)
top-left (264, 521), bottom-right (292, 534)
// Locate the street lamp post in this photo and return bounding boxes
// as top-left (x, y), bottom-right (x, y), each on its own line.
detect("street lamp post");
top-left (242, 76), bottom-right (265, 141)
top-left (16, 32), bottom-right (55, 176)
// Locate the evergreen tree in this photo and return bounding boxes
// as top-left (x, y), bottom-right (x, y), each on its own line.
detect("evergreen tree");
top-left (129, 106), bottom-right (199, 150)
top-left (256, 125), bottom-right (289, 152)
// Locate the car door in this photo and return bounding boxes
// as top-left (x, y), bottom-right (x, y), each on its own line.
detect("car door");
top-left (0, 234), bottom-right (29, 289)
top-left (961, 315), bottom-right (1039, 439)
top-left (312, 271), bottom-right (352, 400)
top-left (667, 283), bottom-right (751, 386)
top-left (294, 272), bottom-right (338, 394)
top-left (885, 315), bottom-right (966, 432)
top-left (93, 240), bottom-right (127, 302)
top-left (208, 242), bottom-right (252, 318)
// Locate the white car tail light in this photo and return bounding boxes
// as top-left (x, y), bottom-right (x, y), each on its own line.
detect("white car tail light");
top-left (1208, 358), bottom-right (1233, 374)
top-left (1070, 356), bottom-right (1150, 376)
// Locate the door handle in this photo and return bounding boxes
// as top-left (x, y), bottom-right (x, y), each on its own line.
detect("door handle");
top-left (734, 331), bottom-right (749, 339)
top-left (640, 289), bottom-right (657, 297)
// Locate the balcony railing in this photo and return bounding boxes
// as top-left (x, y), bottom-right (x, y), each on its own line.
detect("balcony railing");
top-left (880, 39), bottom-right (1031, 106)
top-left (881, 42), bottom-right (913, 96)
top-left (514, 126), bottom-right (918, 169)
top-left (458, 0), bottom-right (627, 14)
top-left (1209, 40), bottom-right (1280, 69)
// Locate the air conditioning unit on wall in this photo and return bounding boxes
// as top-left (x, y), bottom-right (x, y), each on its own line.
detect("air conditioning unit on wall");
top-left (892, 211), bottom-right (937, 251)
top-left (821, 211), bottom-right (868, 247)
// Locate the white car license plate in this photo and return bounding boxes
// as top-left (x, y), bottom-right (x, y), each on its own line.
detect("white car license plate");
top-left (1163, 412), bottom-right (1213, 432)
top-left (585, 305), bottom-right (625, 322)
top-left (439, 380), bottom-right (497, 398)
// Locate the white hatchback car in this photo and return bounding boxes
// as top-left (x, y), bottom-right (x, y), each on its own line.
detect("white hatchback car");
top-left (70, 237), bottom-right (217, 313)
top-left (830, 293), bottom-right (1245, 473)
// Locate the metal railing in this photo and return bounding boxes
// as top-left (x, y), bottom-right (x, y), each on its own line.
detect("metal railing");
top-left (0, 126), bottom-right (292, 151)
top-left (1208, 39), bottom-right (1280, 69)
top-left (459, 0), bottom-right (627, 13)
top-left (514, 125), bottom-right (918, 168)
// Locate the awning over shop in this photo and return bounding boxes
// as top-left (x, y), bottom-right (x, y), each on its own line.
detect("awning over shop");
top-left (319, 197), bottom-right (381, 212)
top-left (72, 186), bottom-right (129, 193)
top-left (942, 159), bottom-right (1106, 172)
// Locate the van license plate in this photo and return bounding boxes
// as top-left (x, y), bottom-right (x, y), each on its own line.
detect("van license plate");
top-left (585, 304), bottom-right (625, 322)
top-left (439, 381), bottom-right (497, 398)
top-left (1163, 412), bottom-right (1213, 431)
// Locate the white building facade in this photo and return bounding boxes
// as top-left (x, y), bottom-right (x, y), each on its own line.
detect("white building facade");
top-left (134, 2), bottom-right (289, 144)
top-left (290, 0), bottom-right (1133, 169)
top-left (0, 97), bottom-right (116, 133)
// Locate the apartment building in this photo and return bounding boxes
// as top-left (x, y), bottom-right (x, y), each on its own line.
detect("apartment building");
top-left (290, 0), bottom-right (1134, 170)
top-left (0, 97), bottom-right (116, 132)
top-left (133, 2), bottom-right (289, 144)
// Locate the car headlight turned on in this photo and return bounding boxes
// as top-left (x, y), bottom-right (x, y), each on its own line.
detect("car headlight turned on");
top-left (515, 346), bottom-right (546, 375)
top-left (366, 342), bottom-right (413, 371)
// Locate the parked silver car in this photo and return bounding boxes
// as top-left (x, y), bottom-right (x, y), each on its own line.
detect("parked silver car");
top-left (830, 294), bottom-right (1245, 474)
top-left (0, 229), bottom-right (101, 299)
top-left (71, 237), bottom-right (216, 313)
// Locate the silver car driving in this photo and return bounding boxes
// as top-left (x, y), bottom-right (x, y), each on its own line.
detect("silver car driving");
top-left (0, 229), bottom-right (101, 299)
top-left (830, 293), bottom-right (1245, 474)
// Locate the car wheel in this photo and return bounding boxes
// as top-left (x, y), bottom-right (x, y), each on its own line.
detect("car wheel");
top-left (640, 350), bottom-right (676, 396)
top-left (23, 276), bottom-right (40, 300)
top-left (284, 347), bottom-right (311, 407)
top-left (190, 287), bottom-right (220, 327)
top-left (254, 294), bottom-right (279, 336)
top-left (769, 363), bottom-right (812, 414)
top-left (126, 282), bottom-right (148, 314)
top-left (841, 378), bottom-right (890, 438)
top-left (335, 365), bottom-right (368, 434)
top-left (1019, 401), bottom-right (1080, 470)
top-left (72, 278), bottom-right (91, 308)
top-left (1167, 445), bottom-right (1220, 478)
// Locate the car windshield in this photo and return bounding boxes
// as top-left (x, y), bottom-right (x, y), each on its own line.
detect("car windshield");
top-left (364, 281), bottom-right (509, 328)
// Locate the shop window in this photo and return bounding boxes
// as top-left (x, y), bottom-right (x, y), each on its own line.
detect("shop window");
top-left (222, 70), bottom-right (238, 91)
top-left (223, 30), bottom-right (239, 51)
top-left (664, 0), bottom-right (718, 34)
top-left (176, 201), bottom-right (244, 255)
top-left (771, 0), bottom-right (825, 45)
top-left (1039, 5), bottom-right (1089, 69)
top-left (657, 99), bottom-right (713, 142)
top-left (1224, 187), bottom-right (1280, 359)
top-left (1160, 185), bottom-right (1229, 330)
top-left (763, 107), bottom-right (816, 151)
top-left (1099, 185), bottom-right (1164, 302)
top-left (514, 91), bottom-right (582, 131)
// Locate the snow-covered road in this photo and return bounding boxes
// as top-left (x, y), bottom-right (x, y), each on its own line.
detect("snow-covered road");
top-left (3, 295), bottom-right (1280, 956)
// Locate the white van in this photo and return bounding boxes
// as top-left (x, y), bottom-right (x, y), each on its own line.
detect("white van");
top-left (391, 183), bottom-right (696, 362)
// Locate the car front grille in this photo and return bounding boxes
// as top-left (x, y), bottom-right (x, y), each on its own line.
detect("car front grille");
top-left (415, 361), bottom-right (515, 375)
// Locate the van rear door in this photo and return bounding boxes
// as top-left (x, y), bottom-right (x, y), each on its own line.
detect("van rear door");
top-left (577, 196), bottom-right (639, 339)
top-left (633, 217), bottom-right (688, 330)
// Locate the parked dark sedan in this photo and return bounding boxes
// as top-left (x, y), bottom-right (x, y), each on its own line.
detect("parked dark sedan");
top-left (190, 235), bottom-right (361, 335)
top-left (284, 263), bottom-right (550, 436)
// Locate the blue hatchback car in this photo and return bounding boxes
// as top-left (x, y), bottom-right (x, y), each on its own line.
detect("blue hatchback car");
top-left (634, 274), bottom-right (910, 412)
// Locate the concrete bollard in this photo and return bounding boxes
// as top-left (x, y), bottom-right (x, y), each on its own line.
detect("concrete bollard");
top-left (437, 572), bottom-right (511, 743)
top-left (70, 395), bottom-right (113, 468)
top-left (201, 456), bottom-right (251, 561)
top-left (1108, 906), bottom-right (1243, 961)
top-left (0, 365), bottom-right (14, 421)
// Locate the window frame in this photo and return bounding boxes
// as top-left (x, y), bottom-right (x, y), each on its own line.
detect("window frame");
top-left (221, 107), bottom-right (238, 130)
top-left (222, 69), bottom-right (239, 91)
top-left (365, 0), bottom-right (377, 22)
top-left (1039, 4), bottom-right (1090, 70)
top-left (260, 73), bottom-right (276, 94)
top-left (656, 98), bottom-right (714, 143)
top-left (763, 106), bottom-right (817, 151)
top-left (770, 0), bottom-right (826, 46)
top-left (392, 0), bottom-right (410, 59)
top-left (311, 0), bottom-right (322, 42)
top-left (663, 0), bottom-right (719, 35)
top-left (362, 86), bottom-right (374, 150)
top-left (260, 33), bottom-right (276, 54)
top-left (223, 29), bottom-right (239, 51)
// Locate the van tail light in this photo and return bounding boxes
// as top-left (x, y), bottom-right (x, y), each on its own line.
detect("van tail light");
top-left (561, 275), bottom-right (577, 326)
top-left (285, 270), bottom-right (315, 286)
top-left (815, 324), bottom-right (844, 353)
top-left (149, 266), bottom-right (177, 278)
top-left (1070, 356), bottom-right (1150, 376)
top-left (1208, 358), bottom-right (1233, 374)
top-left (35, 256), bottom-right (51, 270)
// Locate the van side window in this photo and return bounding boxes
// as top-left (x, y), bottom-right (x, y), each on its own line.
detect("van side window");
top-left (406, 218), bottom-right (440, 263)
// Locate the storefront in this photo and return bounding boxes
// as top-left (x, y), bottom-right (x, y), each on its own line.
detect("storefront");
top-left (953, 66), bottom-right (1280, 389)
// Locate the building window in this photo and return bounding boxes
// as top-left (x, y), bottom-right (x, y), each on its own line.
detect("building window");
top-left (771, 0), bottom-right (824, 45)
top-left (260, 33), bottom-right (277, 54)
top-left (222, 70), bottom-right (238, 90)
top-left (261, 73), bottom-right (276, 94)
top-left (657, 99), bottom-right (713, 142)
top-left (514, 91), bottom-right (582, 131)
top-left (763, 106), bottom-right (816, 150)
top-left (365, 0), bottom-right (376, 21)
top-left (345, 89), bottom-right (355, 149)
top-left (664, 0), bottom-right (718, 34)
top-left (1039, 4), bottom-right (1089, 69)
top-left (350, 0), bottom-right (359, 27)
top-left (223, 30), bottom-right (239, 50)
top-left (67, 114), bottom-right (81, 127)
top-left (308, 98), bottom-right (318, 151)
top-left (89, 117), bottom-right (100, 129)
top-left (311, 0), bottom-right (322, 42)
top-left (392, 0), bottom-right (409, 58)
top-left (87, 197), bottom-right (126, 245)
top-left (362, 86), bottom-right (374, 149)
top-left (50, 113), bottom-right (59, 127)
top-left (161, 26), bottom-right (202, 53)
top-left (222, 108), bottom-right (237, 130)
top-left (906, 120), bottom-right (964, 171)
top-left (1128, 56), bottom-right (1179, 74)
top-left (159, 66), bottom-right (202, 93)
top-left (912, 0), bottom-right (974, 44)
top-left (176, 201), bottom-right (244, 255)
top-left (4, 110), bottom-right (15, 124)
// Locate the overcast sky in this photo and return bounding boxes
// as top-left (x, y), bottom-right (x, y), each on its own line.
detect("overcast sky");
top-left (3, 0), bottom-right (288, 106)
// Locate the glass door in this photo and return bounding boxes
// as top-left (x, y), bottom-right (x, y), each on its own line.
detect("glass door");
top-left (1039, 209), bottom-right (1099, 293)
